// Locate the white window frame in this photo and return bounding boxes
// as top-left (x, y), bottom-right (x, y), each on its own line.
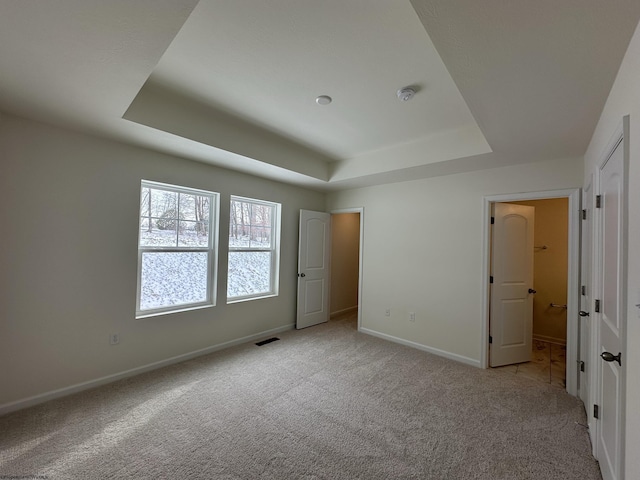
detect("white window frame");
top-left (136, 180), bottom-right (219, 318)
top-left (227, 195), bottom-right (281, 303)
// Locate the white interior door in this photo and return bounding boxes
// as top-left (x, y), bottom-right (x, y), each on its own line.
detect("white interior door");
top-left (579, 179), bottom-right (593, 411)
top-left (490, 203), bottom-right (535, 367)
top-left (296, 210), bottom-right (330, 329)
top-left (596, 138), bottom-right (625, 480)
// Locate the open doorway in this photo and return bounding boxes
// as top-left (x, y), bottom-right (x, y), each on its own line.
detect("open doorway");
top-left (481, 189), bottom-right (580, 395)
top-left (330, 209), bottom-right (363, 330)
top-left (491, 198), bottom-right (569, 387)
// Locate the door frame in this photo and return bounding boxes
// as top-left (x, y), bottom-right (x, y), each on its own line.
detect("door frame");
top-left (330, 207), bottom-right (364, 330)
top-left (481, 188), bottom-right (581, 396)
top-left (579, 173), bottom-right (594, 413)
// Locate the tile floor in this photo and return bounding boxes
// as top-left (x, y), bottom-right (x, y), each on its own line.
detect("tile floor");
top-left (494, 340), bottom-right (566, 388)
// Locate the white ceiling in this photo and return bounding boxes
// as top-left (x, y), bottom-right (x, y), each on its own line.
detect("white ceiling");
top-left (1, 0), bottom-right (639, 191)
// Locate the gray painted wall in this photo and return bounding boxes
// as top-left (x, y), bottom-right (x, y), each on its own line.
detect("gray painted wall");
top-left (0, 113), bottom-right (324, 408)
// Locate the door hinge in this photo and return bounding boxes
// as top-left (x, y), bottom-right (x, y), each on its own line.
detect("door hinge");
top-left (596, 195), bottom-right (602, 208)
top-left (582, 209), bottom-right (587, 220)
top-left (594, 404), bottom-right (599, 419)
top-left (489, 335), bottom-right (493, 344)
top-left (490, 276), bottom-right (494, 284)
top-left (579, 360), bottom-right (585, 372)
top-left (491, 216), bottom-right (495, 225)
top-left (581, 285), bottom-right (586, 296)
top-left (595, 299), bottom-right (601, 313)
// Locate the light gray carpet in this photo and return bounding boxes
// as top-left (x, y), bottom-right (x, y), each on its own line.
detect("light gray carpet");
top-left (1, 315), bottom-right (601, 479)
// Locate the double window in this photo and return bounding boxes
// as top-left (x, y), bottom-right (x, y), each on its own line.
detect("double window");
top-left (227, 196), bottom-right (281, 302)
top-left (136, 181), bottom-right (219, 317)
top-left (136, 183), bottom-right (281, 316)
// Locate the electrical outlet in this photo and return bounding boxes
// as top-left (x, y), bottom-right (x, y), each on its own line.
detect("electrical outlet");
top-left (409, 312), bottom-right (416, 322)
top-left (110, 333), bottom-right (120, 345)
top-left (385, 308), bottom-right (390, 317)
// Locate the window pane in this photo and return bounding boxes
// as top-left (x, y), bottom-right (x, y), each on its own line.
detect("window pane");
top-left (178, 220), bottom-right (209, 247)
top-left (249, 226), bottom-right (272, 248)
top-left (249, 204), bottom-right (273, 248)
top-left (179, 193), bottom-right (210, 223)
top-left (140, 252), bottom-right (208, 310)
top-left (229, 200), bottom-right (250, 247)
top-left (227, 251), bottom-right (272, 297)
top-left (229, 233), bottom-right (250, 248)
top-left (228, 201), bottom-right (273, 249)
top-left (179, 193), bottom-right (196, 221)
top-left (139, 223), bottom-right (177, 247)
top-left (151, 189), bottom-right (178, 218)
top-left (139, 187), bottom-right (182, 247)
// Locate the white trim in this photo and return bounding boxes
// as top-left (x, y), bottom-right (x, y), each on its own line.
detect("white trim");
top-left (360, 328), bottom-right (481, 367)
top-left (136, 302), bottom-right (214, 320)
top-left (330, 207), bottom-right (364, 330)
top-left (621, 115), bottom-right (629, 478)
top-left (481, 188), bottom-right (581, 397)
top-left (580, 172), bottom-right (595, 438)
top-left (226, 292), bottom-right (278, 305)
top-left (0, 323), bottom-right (294, 416)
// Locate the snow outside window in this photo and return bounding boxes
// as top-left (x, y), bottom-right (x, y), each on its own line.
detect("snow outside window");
top-left (136, 181), bottom-right (219, 317)
top-left (227, 196), bottom-right (281, 302)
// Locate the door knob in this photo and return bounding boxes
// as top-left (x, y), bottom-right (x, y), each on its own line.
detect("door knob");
top-left (579, 311), bottom-right (590, 317)
top-left (600, 351), bottom-right (622, 366)
top-left (528, 288), bottom-right (537, 294)
top-left (298, 273), bottom-right (306, 278)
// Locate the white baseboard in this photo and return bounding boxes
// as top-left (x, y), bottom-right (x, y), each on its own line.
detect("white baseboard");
top-left (0, 324), bottom-right (295, 416)
top-left (359, 328), bottom-right (480, 368)
top-left (330, 306), bottom-right (358, 318)
top-left (533, 334), bottom-right (567, 346)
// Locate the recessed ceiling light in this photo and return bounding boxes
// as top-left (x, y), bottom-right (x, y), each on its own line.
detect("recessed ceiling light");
top-left (316, 95), bottom-right (332, 105)
top-left (397, 87), bottom-right (416, 102)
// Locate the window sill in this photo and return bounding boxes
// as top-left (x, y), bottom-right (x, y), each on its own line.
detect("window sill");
top-left (226, 293), bottom-right (278, 305)
top-left (136, 303), bottom-right (214, 320)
